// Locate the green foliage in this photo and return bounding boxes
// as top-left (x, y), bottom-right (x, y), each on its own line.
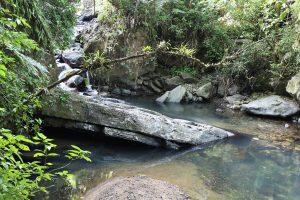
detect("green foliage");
top-left (171, 66), bottom-right (197, 77)
top-left (173, 44), bottom-right (196, 57)
top-left (84, 50), bottom-right (109, 68)
top-left (112, 0), bottom-right (233, 60)
top-left (112, 0), bottom-right (300, 92)
top-left (1, 0), bottom-right (78, 49)
top-left (142, 45), bottom-right (153, 53)
top-left (0, 128), bottom-right (91, 200)
top-left (0, 3), bottom-right (91, 200)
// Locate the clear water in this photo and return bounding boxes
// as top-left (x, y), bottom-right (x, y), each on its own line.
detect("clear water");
top-left (45, 98), bottom-right (300, 200)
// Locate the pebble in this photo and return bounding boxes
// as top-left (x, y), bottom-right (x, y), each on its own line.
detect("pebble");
top-left (216, 108), bottom-right (224, 113)
top-left (284, 123), bottom-right (290, 129)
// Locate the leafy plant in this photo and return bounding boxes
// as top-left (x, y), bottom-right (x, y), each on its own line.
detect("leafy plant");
top-left (171, 66), bottom-right (197, 77)
top-left (0, 128), bottom-right (91, 200)
top-left (0, 3), bottom-right (92, 199)
top-left (173, 44), bottom-right (196, 57)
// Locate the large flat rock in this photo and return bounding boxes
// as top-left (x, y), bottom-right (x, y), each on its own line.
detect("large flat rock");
top-left (241, 95), bottom-right (300, 118)
top-left (41, 89), bottom-right (232, 147)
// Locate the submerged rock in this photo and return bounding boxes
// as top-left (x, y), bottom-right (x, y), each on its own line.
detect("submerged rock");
top-left (42, 89), bottom-right (233, 147)
top-left (241, 95), bottom-right (300, 117)
top-left (286, 71), bottom-right (300, 101)
top-left (83, 176), bottom-right (190, 200)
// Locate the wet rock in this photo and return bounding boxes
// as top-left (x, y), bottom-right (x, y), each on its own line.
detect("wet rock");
top-left (101, 86), bottom-right (109, 92)
top-left (286, 71), bottom-right (300, 101)
top-left (156, 91), bottom-right (170, 103)
top-left (111, 88), bottom-right (121, 95)
top-left (227, 104), bottom-right (241, 110)
top-left (216, 108), bottom-right (224, 113)
top-left (225, 94), bottom-right (247, 105)
top-left (83, 176), bottom-right (190, 200)
top-left (58, 69), bottom-right (80, 80)
top-left (79, 10), bottom-right (98, 22)
top-left (62, 44), bottom-right (84, 68)
top-left (83, 85), bottom-right (98, 96)
top-left (241, 95), bottom-right (300, 118)
top-left (166, 85), bottom-right (187, 103)
top-left (42, 89), bottom-right (233, 147)
top-left (121, 89), bottom-right (131, 96)
top-left (57, 63), bottom-right (72, 73)
top-left (196, 82), bottom-right (215, 99)
top-left (66, 75), bottom-right (84, 88)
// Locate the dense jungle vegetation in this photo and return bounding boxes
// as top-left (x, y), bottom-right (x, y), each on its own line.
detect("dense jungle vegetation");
top-left (0, 0), bottom-right (300, 199)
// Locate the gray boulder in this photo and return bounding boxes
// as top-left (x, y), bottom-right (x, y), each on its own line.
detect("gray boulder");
top-left (228, 85), bottom-right (239, 96)
top-left (66, 75), bottom-right (84, 88)
top-left (58, 69), bottom-right (80, 80)
top-left (225, 94), bottom-right (247, 105)
top-left (62, 44), bottom-right (84, 68)
top-left (57, 63), bottom-right (72, 73)
top-left (79, 9), bottom-right (98, 22)
top-left (286, 72), bottom-right (300, 101)
top-left (166, 85), bottom-right (187, 103)
top-left (112, 88), bottom-right (121, 95)
top-left (156, 91), bottom-right (170, 103)
top-left (42, 89), bottom-right (233, 148)
top-left (241, 95), bottom-right (300, 117)
top-left (156, 86), bottom-right (187, 103)
top-left (196, 82), bottom-right (215, 99)
top-left (121, 89), bottom-right (131, 96)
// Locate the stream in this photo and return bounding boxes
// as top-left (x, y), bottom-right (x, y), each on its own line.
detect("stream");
top-left (43, 98), bottom-right (300, 200)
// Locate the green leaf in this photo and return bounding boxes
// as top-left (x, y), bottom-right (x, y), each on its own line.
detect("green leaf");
top-left (34, 152), bottom-right (45, 157)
